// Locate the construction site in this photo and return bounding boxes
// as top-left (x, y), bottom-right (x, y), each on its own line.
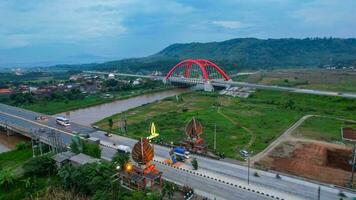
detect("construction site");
top-left (257, 140), bottom-right (355, 187)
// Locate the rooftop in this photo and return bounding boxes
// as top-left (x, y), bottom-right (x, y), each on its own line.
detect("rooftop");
top-left (52, 151), bottom-right (76, 163)
top-left (69, 153), bottom-right (100, 165)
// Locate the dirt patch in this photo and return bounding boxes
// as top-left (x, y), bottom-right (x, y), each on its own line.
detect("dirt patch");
top-left (257, 141), bottom-right (354, 187)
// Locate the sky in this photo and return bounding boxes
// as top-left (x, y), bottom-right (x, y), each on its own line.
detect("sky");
top-left (0, 0), bottom-right (355, 67)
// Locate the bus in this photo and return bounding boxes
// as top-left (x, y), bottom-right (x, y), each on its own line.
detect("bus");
top-left (56, 116), bottom-right (70, 126)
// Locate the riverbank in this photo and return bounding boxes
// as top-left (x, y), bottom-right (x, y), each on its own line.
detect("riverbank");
top-left (0, 132), bottom-right (28, 153)
top-left (59, 88), bottom-right (187, 126)
top-left (22, 86), bottom-right (174, 115)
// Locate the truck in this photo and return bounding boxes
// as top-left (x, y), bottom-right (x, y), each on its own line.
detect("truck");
top-left (172, 147), bottom-right (190, 162)
top-left (100, 141), bottom-right (131, 154)
top-left (116, 145), bottom-right (131, 154)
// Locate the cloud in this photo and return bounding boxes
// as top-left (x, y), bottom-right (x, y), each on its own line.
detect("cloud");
top-left (211, 20), bottom-right (251, 29)
top-left (0, 0), bottom-right (193, 48)
top-left (291, 0), bottom-right (356, 26)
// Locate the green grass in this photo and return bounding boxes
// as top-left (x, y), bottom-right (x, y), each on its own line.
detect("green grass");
top-left (293, 116), bottom-right (356, 142)
top-left (23, 86), bottom-right (172, 115)
top-left (96, 90), bottom-right (356, 159)
top-left (0, 177), bottom-right (50, 200)
top-left (0, 148), bottom-right (32, 173)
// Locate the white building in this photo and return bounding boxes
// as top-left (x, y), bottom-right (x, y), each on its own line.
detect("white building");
top-left (108, 73), bottom-right (115, 79)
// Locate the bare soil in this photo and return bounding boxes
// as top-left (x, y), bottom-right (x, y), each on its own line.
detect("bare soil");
top-left (257, 141), bottom-right (355, 187)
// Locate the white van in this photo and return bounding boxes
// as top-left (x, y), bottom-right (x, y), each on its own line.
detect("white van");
top-left (56, 116), bottom-right (70, 126)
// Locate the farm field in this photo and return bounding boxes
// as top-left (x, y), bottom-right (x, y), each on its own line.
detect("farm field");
top-left (233, 69), bottom-right (356, 93)
top-left (95, 90), bottom-right (356, 159)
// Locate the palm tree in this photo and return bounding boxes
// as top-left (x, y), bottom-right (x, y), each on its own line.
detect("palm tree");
top-left (162, 182), bottom-right (175, 200)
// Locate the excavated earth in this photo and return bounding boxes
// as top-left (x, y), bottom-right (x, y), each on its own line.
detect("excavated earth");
top-left (257, 141), bottom-right (355, 187)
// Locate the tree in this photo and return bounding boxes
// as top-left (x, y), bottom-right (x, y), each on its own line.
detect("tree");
top-left (108, 118), bottom-right (114, 130)
top-left (23, 154), bottom-right (56, 176)
top-left (0, 169), bottom-right (15, 190)
top-left (70, 137), bottom-right (101, 158)
top-left (70, 137), bottom-right (82, 154)
top-left (83, 142), bottom-right (101, 159)
top-left (284, 99), bottom-right (296, 110)
top-left (191, 158), bottom-right (198, 170)
top-left (112, 152), bottom-right (130, 171)
top-left (162, 182), bottom-right (175, 200)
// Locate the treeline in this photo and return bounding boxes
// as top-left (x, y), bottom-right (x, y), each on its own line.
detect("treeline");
top-left (4, 89), bottom-right (85, 106)
top-left (53, 37), bottom-right (356, 73)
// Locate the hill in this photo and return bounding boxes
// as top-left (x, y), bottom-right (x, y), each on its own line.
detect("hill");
top-left (58, 38), bottom-right (356, 72)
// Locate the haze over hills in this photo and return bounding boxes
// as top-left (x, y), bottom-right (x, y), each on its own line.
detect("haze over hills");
top-left (50, 38), bottom-right (356, 73)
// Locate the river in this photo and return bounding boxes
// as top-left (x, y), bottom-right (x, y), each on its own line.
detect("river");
top-left (59, 88), bottom-right (187, 126)
top-left (0, 132), bottom-right (29, 153)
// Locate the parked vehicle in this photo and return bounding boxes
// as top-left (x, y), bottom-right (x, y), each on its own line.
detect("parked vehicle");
top-left (56, 116), bottom-right (70, 126)
top-left (239, 149), bottom-right (249, 157)
top-left (105, 132), bottom-right (112, 137)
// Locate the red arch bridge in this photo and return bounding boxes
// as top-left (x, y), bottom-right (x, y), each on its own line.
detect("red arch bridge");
top-left (163, 59), bottom-right (232, 91)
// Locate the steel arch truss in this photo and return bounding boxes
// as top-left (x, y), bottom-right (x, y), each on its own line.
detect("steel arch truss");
top-left (165, 59), bottom-right (230, 82)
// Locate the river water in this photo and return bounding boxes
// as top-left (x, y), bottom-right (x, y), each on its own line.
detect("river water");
top-left (0, 132), bottom-right (29, 153)
top-left (59, 88), bottom-right (187, 126)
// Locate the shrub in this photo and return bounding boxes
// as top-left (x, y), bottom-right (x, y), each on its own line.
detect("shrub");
top-left (15, 141), bottom-right (31, 150)
top-left (23, 154), bottom-right (56, 176)
top-left (0, 169), bottom-right (15, 190)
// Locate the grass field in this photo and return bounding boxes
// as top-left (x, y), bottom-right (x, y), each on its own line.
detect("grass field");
top-left (0, 148), bottom-right (52, 200)
top-left (293, 116), bottom-right (356, 142)
top-left (240, 69), bottom-right (356, 93)
top-left (23, 87), bottom-right (171, 115)
top-left (0, 148), bottom-right (32, 175)
top-left (95, 90), bottom-right (356, 159)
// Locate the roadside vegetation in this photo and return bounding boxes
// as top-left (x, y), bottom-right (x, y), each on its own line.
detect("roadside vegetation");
top-left (96, 90), bottom-right (356, 159)
top-left (0, 142), bottom-right (160, 200)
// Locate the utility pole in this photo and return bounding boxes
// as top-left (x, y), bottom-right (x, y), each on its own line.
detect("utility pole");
top-left (350, 143), bottom-right (356, 188)
top-left (247, 156), bottom-right (250, 185)
top-left (214, 123), bottom-right (217, 152)
top-left (317, 186), bottom-right (321, 200)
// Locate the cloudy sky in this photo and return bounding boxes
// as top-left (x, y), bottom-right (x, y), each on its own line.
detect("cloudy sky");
top-left (0, 0), bottom-right (355, 67)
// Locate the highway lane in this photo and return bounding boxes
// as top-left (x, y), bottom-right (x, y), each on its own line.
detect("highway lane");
top-left (1, 103), bottom-right (356, 199)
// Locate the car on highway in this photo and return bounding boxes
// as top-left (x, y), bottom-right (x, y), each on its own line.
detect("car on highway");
top-left (105, 132), bottom-right (112, 137)
top-left (35, 115), bottom-right (48, 121)
top-left (56, 116), bottom-right (70, 126)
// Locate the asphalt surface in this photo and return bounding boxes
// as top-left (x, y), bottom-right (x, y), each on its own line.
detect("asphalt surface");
top-left (1, 103), bottom-right (356, 199)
